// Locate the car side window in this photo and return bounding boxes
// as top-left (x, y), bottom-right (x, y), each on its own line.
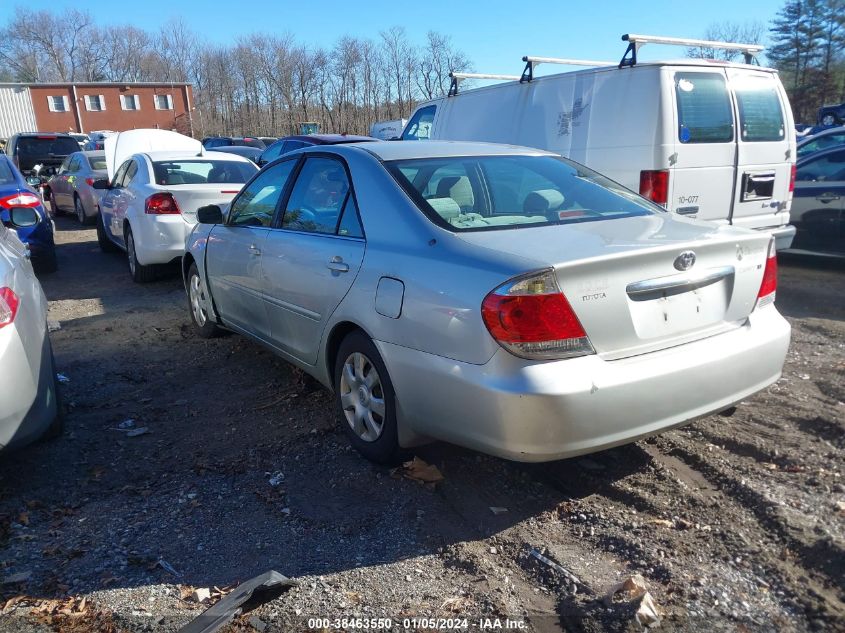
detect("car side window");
top-left (58, 156), bottom-right (72, 174)
top-left (261, 141), bottom-right (284, 163)
top-left (122, 160), bottom-right (139, 186)
top-left (68, 156), bottom-right (81, 172)
top-left (228, 159), bottom-right (296, 227)
top-left (282, 157), bottom-right (350, 234)
top-left (337, 195), bottom-right (364, 238)
top-left (796, 149), bottom-right (845, 182)
top-left (111, 161), bottom-right (130, 189)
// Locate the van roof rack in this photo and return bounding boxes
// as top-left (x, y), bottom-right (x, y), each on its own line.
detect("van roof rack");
top-left (448, 72), bottom-right (521, 96)
top-left (520, 56), bottom-right (615, 82)
top-left (619, 33), bottom-right (764, 68)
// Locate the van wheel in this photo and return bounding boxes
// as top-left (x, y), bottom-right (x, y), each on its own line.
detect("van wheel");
top-left (96, 211), bottom-right (118, 252)
top-left (334, 331), bottom-right (403, 464)
top-left (187, 263), bottom-right (221, 338)
top-left (125, 226), bottom-right (157, 283)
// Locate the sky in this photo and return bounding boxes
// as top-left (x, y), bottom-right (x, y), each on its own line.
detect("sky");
top-left (0, 0), bottom-right (784, 77)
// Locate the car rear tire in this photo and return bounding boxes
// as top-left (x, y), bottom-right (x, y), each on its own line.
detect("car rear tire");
top-left (125, 226), bottom-right (157, 283)
top-left (820, 113), bottom-right (837, 126)
top-left (96, 211), bottom-right (118, 253)
top-left (333, 331), bottom-right (403, 464)
top-left (48, 191), bottom-right (62, 216)
top-left (74, 195), bottom-right (93, 225)
top-left (187, 263), bottom-right (221, 338)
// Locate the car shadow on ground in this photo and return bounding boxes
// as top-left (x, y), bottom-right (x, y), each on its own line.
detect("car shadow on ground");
top-left (777, 253), bottom-right (845, 322)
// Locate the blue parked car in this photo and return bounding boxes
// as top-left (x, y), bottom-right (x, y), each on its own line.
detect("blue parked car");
top-left (0, 155), bottom-right (57, 272)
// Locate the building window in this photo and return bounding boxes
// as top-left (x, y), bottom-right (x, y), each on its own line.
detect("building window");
top-left (84, 95), bottom-right (106, 111)
top-left (154, 94), bottom-right (174, 110)
top-left (47, 96), bottom-right (69, 112)
top-left (121, 94), bottom-right (141, 111)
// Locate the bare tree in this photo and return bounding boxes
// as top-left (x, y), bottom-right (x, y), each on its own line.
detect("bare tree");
top-left (686, 21), bottom-right (766, 62)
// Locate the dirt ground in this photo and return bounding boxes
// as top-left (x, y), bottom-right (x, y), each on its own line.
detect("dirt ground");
top-left (0, 216), bottom-right (842, 632)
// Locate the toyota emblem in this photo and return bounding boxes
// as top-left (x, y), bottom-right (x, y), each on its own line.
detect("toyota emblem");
top-left (674, 250), bottom-right (696, 271)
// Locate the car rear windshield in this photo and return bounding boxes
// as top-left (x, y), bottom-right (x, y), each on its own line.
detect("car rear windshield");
top-left (386, 155), bottom-right (656, 232)
top-left (16, 136), bottom-right (80, 157)
top-left (87, 156), bottom-right (107, 170)
top-left (0, 159), bottom-right (16, 185)
top-left (734, 76), bottom-right (786, 142)
top-left (151, 160), bottom-right (256, 185)
top-left (675, 72), bottom-right (734, 143)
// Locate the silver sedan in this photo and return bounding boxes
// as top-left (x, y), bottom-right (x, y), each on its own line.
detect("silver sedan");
top-left (0, 211), bottom-right (60, 450)
top-left (183, 141), bottom-right (790, 463)
top-left (47, 151), bottom-right (107, 224)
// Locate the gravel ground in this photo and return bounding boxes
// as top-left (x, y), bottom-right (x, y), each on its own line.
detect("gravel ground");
top-left (0, 216), bottom-right (842, 632)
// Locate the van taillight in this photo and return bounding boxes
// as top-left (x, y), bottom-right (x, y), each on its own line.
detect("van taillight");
top-left (789, 164), bottom-right (796, 193)
top-left (639, 170), bottom-right (669, 205)
top-left (481, 270), bottom-right (594, 360)
top-left (145, 192), bottom-right (181, 215)
top-left (0, 287), bottom-right (19, 329)
top-left (755, 240), bottom-right (777, 310)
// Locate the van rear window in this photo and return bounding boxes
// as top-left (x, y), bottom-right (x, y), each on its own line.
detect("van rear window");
top-left (675, 73), bottom-right (733, 144)
top-left (734, 77), bottom-right (785, 142)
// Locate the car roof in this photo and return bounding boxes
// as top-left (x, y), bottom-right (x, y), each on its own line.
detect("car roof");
top-left (798, 126), bottom-right (845, 145)
top-left (283, 134), bottom-right (377, 144)
top-left (79, 150), bottom-right (105, 157)
top-left (142, 150), bottom-right (253, 162)
top-left (350, 140), bottom-right (555, 161)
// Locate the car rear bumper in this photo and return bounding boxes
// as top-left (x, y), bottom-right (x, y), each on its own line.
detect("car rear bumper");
top-left (0, 328), bottom-right (58, 450)
top-left (770, 224), bottom-right (796, 250)
top-left (133, 216), bottom-right (193, 265)
top-left (378, 307), bottom-right (790, 462)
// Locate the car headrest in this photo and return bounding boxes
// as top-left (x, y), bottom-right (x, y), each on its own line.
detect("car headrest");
top-left (426, 197), bottom-right (461, 219)
top-left (436, 175), bottom-right (474, 209)
top-left (524, 189), bottom-right (565, 214)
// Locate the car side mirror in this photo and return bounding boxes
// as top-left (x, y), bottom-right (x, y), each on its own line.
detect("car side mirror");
top-left (9, 206), bottom-right (39, 228)
top-left (92, 179), bottom-right (110, 190)
top-left (197, 204), bottom-right (224, 224)
top-left (26, 176), bottom-right (41, 186)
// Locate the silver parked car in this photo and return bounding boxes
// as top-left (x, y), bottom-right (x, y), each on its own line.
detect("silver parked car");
top-left (0, 211), bottom-right (60, 450)
top-left (183, 141), bottom-right (791, 463)
top-left (47, 151), bottom-right (107, 224)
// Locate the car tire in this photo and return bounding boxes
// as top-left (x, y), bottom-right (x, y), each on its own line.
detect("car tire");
top-left (96, 211), bottom-right (118, 253)
top-left (48, 191), bottom-right (62, 216)
top-left (125, 226), bottom-right (157, 283)
top-left (333, 330), bottom-right (403, 464)
top-left (43, 346), bottom-right (64, 440)
top-left (820, 113), bottom-right (838, 127)
top-left (74, 195), bottom-right (93, 225)
top-left (187, 263), bottom-right (221, 338)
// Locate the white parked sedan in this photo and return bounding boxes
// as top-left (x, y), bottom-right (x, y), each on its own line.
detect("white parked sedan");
top-left (96, 130), bottom-right (258, 282)
top-left (0, 210), bottom-right (60, 449)
top-left (184, 141), bottom-right (790, 464)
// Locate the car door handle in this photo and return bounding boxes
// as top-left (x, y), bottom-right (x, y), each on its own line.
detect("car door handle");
top-left (248, 244), bottom-right (261, 256)
top-left (815, 193), bottom-right (841, 203)
top-left (327, 256), bottom-right (349, 272)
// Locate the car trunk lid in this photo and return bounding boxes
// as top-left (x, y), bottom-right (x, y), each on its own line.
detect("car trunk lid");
top-left (159, 184), bottom-right (243, 222)
top-left (457, 215), bottom-right (773, 360)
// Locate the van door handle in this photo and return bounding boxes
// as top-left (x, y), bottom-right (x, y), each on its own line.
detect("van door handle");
top-left (815, 193), bottom-right (840, 203)
top-left (248, 244), bottom-right (261, 256)
top-left (327, 256), bottom-right (349, 272)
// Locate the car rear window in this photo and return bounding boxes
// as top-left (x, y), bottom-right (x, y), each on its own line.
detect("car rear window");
top-left (16, 136), bottom-right (80, 157)
top-left (386, 155), bottom-right (655, 232)
top-left (0, 159), bottom-right (16, 185)
top-left (675, 72), bottom-right (734, 143)
top-left (87, 156), bottom-right (107, 170)
top-left (151, 160), bottom-right (257, 185)
top-left (734, 76), bottom-right (786, 142)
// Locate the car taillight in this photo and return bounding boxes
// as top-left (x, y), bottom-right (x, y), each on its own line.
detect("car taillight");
top-left (481, 269), bottom-right (594, 360)
top-left (85, 178), bottom-right (95, 186)
top-left (788, 164), bottom-right (796, 193)
top-left (145, 192), bottom-right (181, 215)
top-left (0, 192), bottom-right (41, 208)
top-left (639, 170), bottom-right (669, 205)
top-left (0, 287), bottom-right (19, 329)
top-left (755, 240), bottom-right (777, 310)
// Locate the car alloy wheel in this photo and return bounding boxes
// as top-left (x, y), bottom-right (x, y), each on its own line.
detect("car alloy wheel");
top-left (189, 272), bottom-right (208, 327)
top-left (339, 351), bottom-right (386, 442)
top-left (821, 114), bottom-right (836, 126)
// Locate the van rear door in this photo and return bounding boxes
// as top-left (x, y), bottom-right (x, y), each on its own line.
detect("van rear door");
top-left (726, 69), bottom-right (792, 233)
top-left (666, 68), bottom-right (736, 223)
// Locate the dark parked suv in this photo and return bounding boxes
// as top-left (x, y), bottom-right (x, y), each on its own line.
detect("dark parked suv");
top-left (4, 133), bottom-right (80, 195)
top-left (257, 134), bottom-right (377, 166)
top-left (818, 103), bottom-right (845, 127)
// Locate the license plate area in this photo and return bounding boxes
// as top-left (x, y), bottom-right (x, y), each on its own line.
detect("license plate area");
top-left (741, 171), bottom-right (775, 202)
top-left (627, 280), bottom-right (730, 340)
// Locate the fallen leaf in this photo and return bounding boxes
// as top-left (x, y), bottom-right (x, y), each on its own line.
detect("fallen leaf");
top-left (17, 512), bottom-right (29, 526)
top-left (393, 457), bottom-right (444, 484)
top-left (648, 518), bottom-right (674, 528)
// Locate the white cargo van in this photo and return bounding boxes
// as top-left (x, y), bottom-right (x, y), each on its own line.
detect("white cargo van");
top-left (370, 119), bottom-right (407, 140)
top-left (402, 34), bottom-right (796, 248)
